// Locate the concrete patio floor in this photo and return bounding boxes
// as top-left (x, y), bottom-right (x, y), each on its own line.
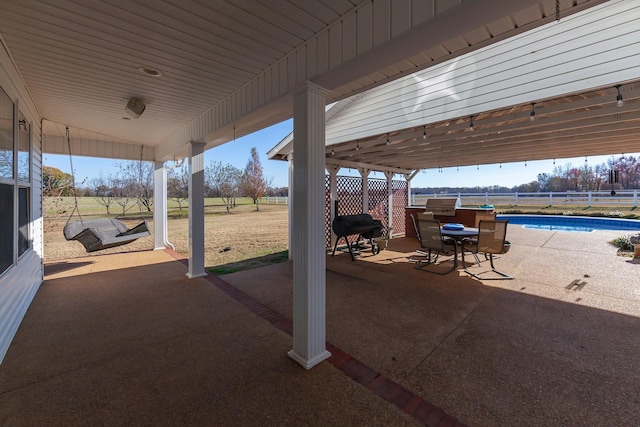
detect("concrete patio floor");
top-left (1, 226), bottom-right (639, 426)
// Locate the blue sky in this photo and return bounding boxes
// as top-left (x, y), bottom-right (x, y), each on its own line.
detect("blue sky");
top-left (44, 120), bottom-right (636, 189)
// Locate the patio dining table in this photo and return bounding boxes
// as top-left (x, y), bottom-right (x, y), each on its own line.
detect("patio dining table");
top-left (440, 224), bottom-right (479, 265)
top-left (440, 225), bottom-right (479, 240)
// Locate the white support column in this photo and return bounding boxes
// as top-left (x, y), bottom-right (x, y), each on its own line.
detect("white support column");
top-left (328, 165), bottom-right (340, 248)
top-left (153, 161), bottom-right (171, 250)
top-left (287, 153), bottom-right (294, 261)
top-left (187, 141), bottom-right (207, 279)
top-left (288, 81), bottom-right (331, 370)
top-left (406, 170), bottom-right (419, 207)
top-left (359, 168), bottom-right (370, 213)
top-left (385, 171), bottom-right (394, 235)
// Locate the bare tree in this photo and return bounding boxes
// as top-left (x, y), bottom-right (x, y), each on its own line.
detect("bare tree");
top-left (117, 160), bottom-right (154, 212)
top-left (168, 164), bottom-right (189, 210)
top-left (239, 147), bottom-right (270, 211)
top-left (88, 175), bottom-right (116, 215)
top-left (206, 161), bottom-right (241, 213)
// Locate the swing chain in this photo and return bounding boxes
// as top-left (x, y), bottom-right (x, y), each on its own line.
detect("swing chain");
top-left (65, 126), bottom-right (83, 225)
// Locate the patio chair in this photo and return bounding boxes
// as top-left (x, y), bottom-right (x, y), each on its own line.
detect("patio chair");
top-left (461, 220), bottom-right (513, 280)
top-left (409, 216), bottom-right (458, 275)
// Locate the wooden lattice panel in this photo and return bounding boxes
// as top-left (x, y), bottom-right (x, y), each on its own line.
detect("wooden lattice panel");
top-left (392, 180), bottom-right (407, 235)
top-left (324, 174), bottom-right (331, 248)
top-left (368, 178), bottom-right (389, 229)
top-left (324, 175), bottom-right (407, 248)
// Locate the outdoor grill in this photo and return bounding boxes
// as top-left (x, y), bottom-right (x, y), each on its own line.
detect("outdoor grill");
top-left (331, 213), bottom-right (384, 261)
top-left (425, 198), bottom-right (458, 217)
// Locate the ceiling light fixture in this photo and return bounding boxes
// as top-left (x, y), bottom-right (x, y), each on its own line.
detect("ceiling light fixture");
top-left (138, 66), bottom-right (163, 77)
top-left (422, 126), bottom-right (427, 139)
top-left (615, 85), bottom-right (623, 107)
top-left (530, 103), bottom-right (536, 121)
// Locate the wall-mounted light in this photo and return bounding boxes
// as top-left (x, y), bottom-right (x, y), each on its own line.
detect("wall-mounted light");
top-left (530, 103), bottom-right (536, 121)
top-left (125, 97), bottom-right (146, 119)
top-left (615, 85), bottom-right (623, 107)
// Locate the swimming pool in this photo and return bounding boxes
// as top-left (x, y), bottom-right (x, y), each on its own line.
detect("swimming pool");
top-left (496, 214), bottom-right (640, 232)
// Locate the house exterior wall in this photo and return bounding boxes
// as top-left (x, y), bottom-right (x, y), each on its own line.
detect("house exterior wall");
top-left (0, 40), bottom-right (44, 364)
top-left (325, 1), bottom-right (640, 145)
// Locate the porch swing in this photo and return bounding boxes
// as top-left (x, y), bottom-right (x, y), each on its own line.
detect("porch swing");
top-left (62, 127), bottom-right (151, 252)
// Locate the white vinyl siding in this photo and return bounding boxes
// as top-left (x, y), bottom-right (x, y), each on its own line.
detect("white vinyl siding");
top-left (325, 1), bottom-right (640, 145)
top-left (0, 39), bottom-right (43, 364)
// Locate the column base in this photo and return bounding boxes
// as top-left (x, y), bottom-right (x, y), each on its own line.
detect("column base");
top-left (186, 272), bottom-right (207, 279)
top-left (288, 349), bottom-right (331, 370)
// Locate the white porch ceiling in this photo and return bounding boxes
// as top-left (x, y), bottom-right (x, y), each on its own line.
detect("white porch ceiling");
top-left (320, 83), bottom-right (640, 174)
top-left (0, 0), bottom-right (606, 161)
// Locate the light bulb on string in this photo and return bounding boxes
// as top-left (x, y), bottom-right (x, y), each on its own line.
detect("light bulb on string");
top-left (529, 103), bottom-right (535, 121)
top-left (422, 126), bottom-right (427, 140)
top-left (386, 134), bottom-right (390, 145)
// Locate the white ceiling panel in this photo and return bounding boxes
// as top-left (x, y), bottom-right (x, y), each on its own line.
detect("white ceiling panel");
top-left (0, 0), bottom-right (607, 162)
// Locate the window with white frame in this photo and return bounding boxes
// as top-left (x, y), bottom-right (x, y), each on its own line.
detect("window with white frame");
top-left (0, 86), bottom-right (14, 273)
top-left (0, 86), bottom-right (32, 275)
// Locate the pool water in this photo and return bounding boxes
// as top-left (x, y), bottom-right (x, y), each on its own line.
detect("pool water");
top-left (522, 224), bottom-right (594, 232)
top-left (496, 214), bottom-right (640, 233)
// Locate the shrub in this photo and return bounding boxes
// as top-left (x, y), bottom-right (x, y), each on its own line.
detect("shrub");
top-left (609, 234), bottom-right (640, 251)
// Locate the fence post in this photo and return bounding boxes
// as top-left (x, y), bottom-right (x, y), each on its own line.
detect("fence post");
top-left (588, 191), bottom-right (592, 207)
top-left (515, 192), bottom-right (518, 206)
top-left (549, 192), bottom-right (553, 206)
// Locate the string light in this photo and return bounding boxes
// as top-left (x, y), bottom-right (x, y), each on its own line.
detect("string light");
top-left (530, 103), bottom-right (536, 121)
top-left (469, 116), bottom-right (474, 131)
top-left (355, 144), bottom-right (360, 151)
top-left (331, 149), bottom-right (335, 156)
top-left (615, 85), bottom-right (623, 107)
top-left (386, 134), bottom-right (390, 145)
top-left (422, 126), bottom-right (427, 139)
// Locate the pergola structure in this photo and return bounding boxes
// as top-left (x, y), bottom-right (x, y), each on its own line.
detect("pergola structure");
top-left (0, 0), bottom-right (626, 369)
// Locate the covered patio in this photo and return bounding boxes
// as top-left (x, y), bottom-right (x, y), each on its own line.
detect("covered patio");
top-left (2, 227), bottom-right (639, 425)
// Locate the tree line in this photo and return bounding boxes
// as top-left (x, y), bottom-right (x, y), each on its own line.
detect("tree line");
top-left (414, 156), bottom-right (640, 194)
top-left (44, 147), bottom-right (284, 215)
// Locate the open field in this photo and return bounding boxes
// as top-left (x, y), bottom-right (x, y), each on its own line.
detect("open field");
top-left (44, 197), bottom-right (289, 273)
top-left (44, 196), bottom-right (640, 273)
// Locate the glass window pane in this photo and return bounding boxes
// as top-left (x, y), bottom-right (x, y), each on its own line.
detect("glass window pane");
top-left (19, 187), bottom-right (29, 256)
top-left (0, 183), bottom-right (14, 273)
top-left (0, 87), bottom-right (13, 180)
top-left (18, 112), bottom-right (30, 183)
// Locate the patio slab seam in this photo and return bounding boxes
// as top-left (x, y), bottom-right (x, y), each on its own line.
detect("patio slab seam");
top-left (164, 249), bottom-right (469, 427)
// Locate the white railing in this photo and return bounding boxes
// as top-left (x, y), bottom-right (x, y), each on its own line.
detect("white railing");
top-left (263, 196), bottom-right (289, 205)
top-left (411, 190), bottom-right (639, 208)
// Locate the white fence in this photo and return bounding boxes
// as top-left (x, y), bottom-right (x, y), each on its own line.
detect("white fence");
top-left (263, 196), bottom-right (289, 205)
top-left (411, 191), bottom-right (639, 209)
